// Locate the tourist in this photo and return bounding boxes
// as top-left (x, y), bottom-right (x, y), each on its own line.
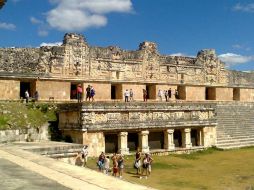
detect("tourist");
top-left (134, 149), bottom-right (141, 175)
top-left (25, 90), bottom-right (29, 103)
top-left (143, 89), bottom-right (147, 102)
top-left (34, 91), bottom-right (39, 101)
top-left (175, 89), bottom-right (179, 100)
top-left (164, 90), bottom-right (168, 102)
top-left (81, 145), bottom-right (88, 167)
top-left (77, 84), bottom-right (83, 103)
top-left (158, 89), bottom-right (163, 101)
top-left (90, 86), bottom-right (95, 102)
top-left (104, 156), bottom-right (110, 175)
top-left (74, 151), bottom-right (83, 166)
top-left (130, 89), bottom-right (134, 101)
top-left (112, 153), bottom-right (118, 177)
top-left (86, 85), bottom-right (91, 101)
top-left (124, 89), bottom-right (130, 102)
top-left (97, 152), bottom-right (105, 172)
top-left (118, 154), bottom-right (124, 178)
top-left (141, 153), bottom-right (153, 179)
top-left (168, 88), bottom-right (172, 100)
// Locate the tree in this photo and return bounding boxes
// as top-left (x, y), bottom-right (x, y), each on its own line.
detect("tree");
top-left (0, 0), bottom-right (7, 9)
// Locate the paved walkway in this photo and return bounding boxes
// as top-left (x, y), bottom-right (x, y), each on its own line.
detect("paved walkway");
top-left (0, 143), bottom-right (156, 190)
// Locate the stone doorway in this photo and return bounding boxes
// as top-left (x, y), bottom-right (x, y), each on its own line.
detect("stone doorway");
top-left (233, 88), bottom-right (240, 101)
top-left (105, 134), bottom-right (118, 153)
top-left (128, 133), bottom-right (138, 151)
top-left (70, 83), bottom-right (78, 99)
top-left (20, 81), bottom-right (36, 99)
top-left (174, 129), bottom-right (182, 147)
top-left (177, 86), bottom-right (186, 100)
top-left (111, 84), bottom-right (122, 100)
top-left (191, 129), bottom-right (198, 146)
top-left (146, 84), bottom-right (156, 100)
top-left (148, 132), bottom-right (164, 149)
top-left (205, 87), bottom-right (216, 100)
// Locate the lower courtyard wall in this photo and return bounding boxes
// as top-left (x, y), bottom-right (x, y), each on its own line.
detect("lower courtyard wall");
top-left (0, 79), bottom-right (20, 100)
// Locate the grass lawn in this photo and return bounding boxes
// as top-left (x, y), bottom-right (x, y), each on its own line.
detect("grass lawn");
top-left (86, 147), bottom-right (254, 190)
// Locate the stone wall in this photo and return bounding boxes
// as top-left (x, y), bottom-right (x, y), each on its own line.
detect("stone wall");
top-left (0, 123), bottom-right (49, 143)
top-left (0, 79), bottom-right (20, 100)
top-left (58, 102), bottom-right (217, 132)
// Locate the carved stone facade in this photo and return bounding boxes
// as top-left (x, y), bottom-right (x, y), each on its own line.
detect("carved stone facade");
top-left (0, 33), bottom-right (253, 87)
top-left (59, 102), bottom-right (217, 156)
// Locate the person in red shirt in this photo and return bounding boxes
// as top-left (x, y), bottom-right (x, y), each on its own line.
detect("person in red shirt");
top-left (77, 84), bottom-right (83, 103)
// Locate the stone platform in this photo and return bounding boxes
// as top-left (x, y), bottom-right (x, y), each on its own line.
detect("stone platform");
top-left (0, 142), bottom-right (155, 190)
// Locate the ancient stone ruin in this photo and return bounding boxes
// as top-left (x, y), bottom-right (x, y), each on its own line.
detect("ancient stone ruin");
top-left (1, 33), bottom-right (254, 156)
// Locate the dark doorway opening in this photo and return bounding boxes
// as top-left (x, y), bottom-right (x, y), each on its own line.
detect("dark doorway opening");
top-left (70, 83), bottom-right (78, 99)
top-left (233, 88), bottom-right (240, 101)
top-left (111, 84), bottom-right (122, 100)
top-left (177, 86), bottom-right (186, 100)
top-left (174, 129), bottom-right (182, 147)
top-left (191, 129), bottom-right (198, 146)
top-left (111, 85), bottom-right (116, 99)
top-left (105, 134), bottom-right (118, 153)
top-left (20, 82), bottom-right (30, 99)
top-left (145, 85), bottom-right (156, 100)
top-left (205, 87), bottom-right (216, 100)
top-left (148, 132), bottom-right (164, 149)
top-left (128, 133), bottom-right (138, 151)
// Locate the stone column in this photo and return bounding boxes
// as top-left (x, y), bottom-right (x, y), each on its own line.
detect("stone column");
top-left (118, 132), bottom-right (129, 155)
top-left (182, 128), bottom-right (192, 148)
top-left (197, 129), bottom-right (203, 146)
top-left (138, 130), bottom-right (149, 153)
top-left (164, 129), bottom-right (175, 150)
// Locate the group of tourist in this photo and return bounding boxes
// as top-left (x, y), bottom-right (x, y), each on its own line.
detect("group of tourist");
top-left (158, 88), bottom-right (179, 101)
top-left (85, 85), bottom-right (96, 102)
top-left (24, 90), bottom-right (39, 103)
top-left (124, 89), bottom-right (134, 102)
top-left (75, 147), bottom-right (154, 179)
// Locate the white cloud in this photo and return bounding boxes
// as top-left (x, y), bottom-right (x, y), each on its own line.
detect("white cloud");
top-left (30, 17), bottom-right (43, 24)
top-left (40, 42), bottom-right (62, 47)
top-left (218, 53), bottom-right (254, 67)
top-left (0, 22), bottom-right (16, 30)
top-left (233, 3), bottom-right (254, 13)
top-left (46, 0), bottom-right (133, 31)
top-left (170, 53), bottom-right (195, 58)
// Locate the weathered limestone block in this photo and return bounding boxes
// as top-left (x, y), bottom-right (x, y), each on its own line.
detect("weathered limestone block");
top-left (202, 126), bottom-right (217, 147)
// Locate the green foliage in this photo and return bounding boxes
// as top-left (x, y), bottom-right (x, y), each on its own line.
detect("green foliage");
top-left (0, 102), bottom-right (57, 130)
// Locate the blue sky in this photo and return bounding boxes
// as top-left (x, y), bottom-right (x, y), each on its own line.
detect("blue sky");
top-left (1, 0), bottom-right (254, 71)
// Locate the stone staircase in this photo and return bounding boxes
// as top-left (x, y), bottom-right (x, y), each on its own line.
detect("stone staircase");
top-left (17, 142), bottom-right (84, 159)
top-left (216, 102), bottom-right (254, 149)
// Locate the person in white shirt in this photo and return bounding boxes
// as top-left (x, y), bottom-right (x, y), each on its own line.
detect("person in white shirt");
top-left (158, 89), bottom-right (163, 101)
top-left (25, 90), bottom-right (29, 103)
top-left (81, 145), bottom-right (88, 167)
top-left (124, 89), bottom-right (130, 102)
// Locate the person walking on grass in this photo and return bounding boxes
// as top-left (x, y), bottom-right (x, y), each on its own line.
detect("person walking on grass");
top-left (118, 154), bottom-right (124, 178)
top-left (140, 153), bottom-right (153, 179)
top-left (134, 149), bottom-right (141, 175)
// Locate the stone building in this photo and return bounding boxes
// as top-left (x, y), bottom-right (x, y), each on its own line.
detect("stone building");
top-left (1, 33), bottom-right (254, 156)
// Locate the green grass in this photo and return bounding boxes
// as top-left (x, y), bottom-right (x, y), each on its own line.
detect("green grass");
top-left (0, 102), bottom-right (57, 130)
top-left (86, 147), bottom-right (254, 190)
